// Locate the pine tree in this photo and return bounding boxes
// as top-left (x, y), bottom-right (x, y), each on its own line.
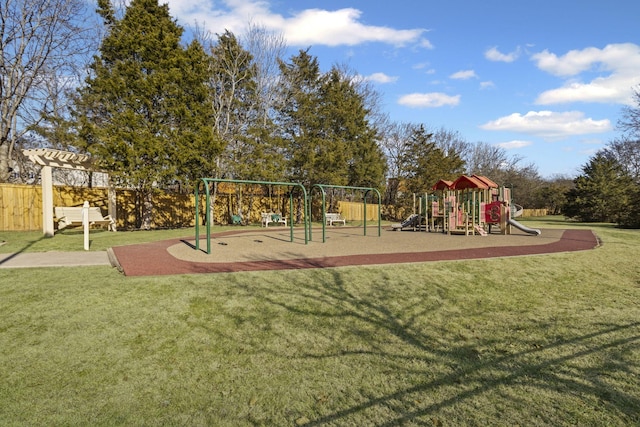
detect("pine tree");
top-left (173, 40), bottom-right (221, 187)
top-left (401, 124), bottom-right (464, 196)
top-left (564, 153), bottom-right (632, 223)
top-left (278, 52), bottom-right (386, 189)
top-left (278, 49), bottom-right (324, 187)
top-left (74, 0), bottom-right (215, 228)
top-left (320, 68), bottom-right (386, 188)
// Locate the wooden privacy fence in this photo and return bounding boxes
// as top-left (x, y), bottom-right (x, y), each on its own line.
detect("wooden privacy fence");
top-left (2, 183), bottom-right (310, 231)
top-left (522, 209), bottom-right (548, 217)
top-left (1, 183), bottom-right (546, 232)
top-left (1, 184), bottom-right (43, 231)
top-left (1, 184), bottom-right (197, 231)
top-left (337, 201), bottom-right (380, 221)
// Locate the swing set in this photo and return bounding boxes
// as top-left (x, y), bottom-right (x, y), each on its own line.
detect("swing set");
top-left (195, 178), bottom-right (309, 254)
top-left (310, 184), bottom-right (382, 243)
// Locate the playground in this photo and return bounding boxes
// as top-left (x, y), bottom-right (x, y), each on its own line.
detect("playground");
top-left (9, 167), bottom-right (599, 275)
top-left (106, 176), bottom-right (598, 276)
top-left (109, 225), bottom-right (599, 276)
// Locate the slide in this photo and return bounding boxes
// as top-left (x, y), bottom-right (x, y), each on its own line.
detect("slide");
top-left (391, 214), bottom-right (420, 231)
top-left (508, 218), bottom-right (541, 235)
top-left (511, 204), bottom-right (524, 218)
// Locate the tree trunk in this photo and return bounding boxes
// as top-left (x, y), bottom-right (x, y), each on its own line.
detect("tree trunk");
top-left (140, 190), bottom-right (154, 230)
top-left (0, 142), bottom-right (9, 182)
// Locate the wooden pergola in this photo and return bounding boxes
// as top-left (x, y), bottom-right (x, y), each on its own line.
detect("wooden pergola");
top-left (22, 148), bottom-right (115, 237)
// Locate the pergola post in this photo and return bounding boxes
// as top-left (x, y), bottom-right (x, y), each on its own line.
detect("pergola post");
top-left (22, 148), bottom-right (108, 236)
top-left (41, 165), bottom-right (54, 237)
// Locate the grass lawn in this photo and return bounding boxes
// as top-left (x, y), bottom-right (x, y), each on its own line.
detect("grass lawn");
top-left (1, 217), bottom-right (639, 426)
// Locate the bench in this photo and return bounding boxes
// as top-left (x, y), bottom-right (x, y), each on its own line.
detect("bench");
top-left (325, 212), bottom-right (346, 226)
top-left (55, 206), bottom-right (116, 231)
top-left (261, 212), bottom-right (287, 227)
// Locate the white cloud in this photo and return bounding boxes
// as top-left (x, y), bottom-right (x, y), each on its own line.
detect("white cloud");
top-left (365, 72), bottom-right (398, 84)
top-left (485, 46), bottom-right (520, 63)
top-left (532, 43), bottom-right (640, 105)
top-left (167, 0), bottom-right (429, 48)
top-left (480, 110), bottom-right (612, 140)
top-left (398, 92), bottom-right (460, 108)
top-left (532, 43), bottom-right (640, 76)
top-left (285, 8), bottom-right (423, 46)
top-left (495, 140), bottom-right (532, 149)
top-left (480, 81), bottom-right (495, 90)
top-left (450, 70), bottom-right (477, 80)
top-left (535, 80), bottom-right (630, 105)
top-left (418, 38), bottom-right (434, 49)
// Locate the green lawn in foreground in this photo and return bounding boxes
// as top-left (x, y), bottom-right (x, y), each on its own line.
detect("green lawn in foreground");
top-left (0, 217), bottom-right (639, 426)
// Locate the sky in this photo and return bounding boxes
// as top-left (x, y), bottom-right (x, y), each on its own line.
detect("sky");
top-left (163, 0), bottom-right (640, 178)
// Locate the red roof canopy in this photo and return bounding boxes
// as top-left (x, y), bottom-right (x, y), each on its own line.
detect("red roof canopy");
top-left (432, 179), bottom-right (453, 190)
top-left (451, 175), bottom-right (489, 190)
top-left (431, 175), bottom-right (499, 191)
top-left (471, 175), bottom-right (498, 188)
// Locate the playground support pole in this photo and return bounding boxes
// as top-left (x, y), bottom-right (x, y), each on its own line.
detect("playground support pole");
top-left (195, 178), bottom-right (308, 255)
top-left (289, 190), bottom-right (295, 243)
top-left (310, 184), bottom-right (382, 243)
top-left (364, 192), bottom-right (368, 235)
top-left (363, 188), bottom-right (382, 237)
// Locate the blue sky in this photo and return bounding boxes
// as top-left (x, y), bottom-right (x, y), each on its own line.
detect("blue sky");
top-left (165, 0), bottom-right (640, 178)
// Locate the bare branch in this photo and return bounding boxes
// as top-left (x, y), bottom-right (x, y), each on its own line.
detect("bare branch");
top-left (0, 0), bottom-right (96, 181)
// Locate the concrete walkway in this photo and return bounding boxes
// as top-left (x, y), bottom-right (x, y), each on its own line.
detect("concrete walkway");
top-left (0, 251), bottom-right (112, 268)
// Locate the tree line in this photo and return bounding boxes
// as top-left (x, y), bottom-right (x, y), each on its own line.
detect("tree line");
top-left (2, 0), bottom-right (639, 228)
top-left (563, 88), bottom-right (640, 228)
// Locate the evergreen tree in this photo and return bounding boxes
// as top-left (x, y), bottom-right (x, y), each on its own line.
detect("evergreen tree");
top-left (617, 184), bottom-right (640, 228)
top-left (320, 68), bottom-right (386, 188)
top-left (74, 0), bottom-right (215, 228)
top-left (401, 124), bottom-right (464, 196)
top-left (277, 49), bottom-right (324, 187)
top-left (564, 153), bottom-right (632, 223)
top-left (174, 40), bottom-right (221, 187)
top-left (278, 52), bottom-right (387, 189)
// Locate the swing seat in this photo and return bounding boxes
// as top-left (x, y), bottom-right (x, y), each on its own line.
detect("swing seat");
top-left (261, 212), bottom-right (287, 227)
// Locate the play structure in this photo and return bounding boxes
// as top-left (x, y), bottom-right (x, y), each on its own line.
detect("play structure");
top-left (392, 174), bottom-right (541, 236)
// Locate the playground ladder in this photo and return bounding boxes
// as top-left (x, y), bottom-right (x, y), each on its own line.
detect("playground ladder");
top-left (474, 225), bottom-right (488, 236)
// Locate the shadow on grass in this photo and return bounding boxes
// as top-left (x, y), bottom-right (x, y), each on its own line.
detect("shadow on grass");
top-left (0, 235), bottom-right (46, 266)
top-left (226, 267), bottom-right (640, 425)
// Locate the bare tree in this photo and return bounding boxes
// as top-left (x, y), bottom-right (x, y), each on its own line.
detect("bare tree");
top-left (464, 141), bottom-right (514, 178)
top-left (601, 137), bottom-right (640, 182)
top-left (430, 127), bottom-right (470, 160)
top-left (619, 85), bottom-right (640, 138)
top-left (0, 0), bottom-right (96, 181)
top-left (612, 86), bottom-right (640, 181)
top-left (242, 22), bottom-right (287, 128)
top-left (380, 122), bottom-right (413, 180)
